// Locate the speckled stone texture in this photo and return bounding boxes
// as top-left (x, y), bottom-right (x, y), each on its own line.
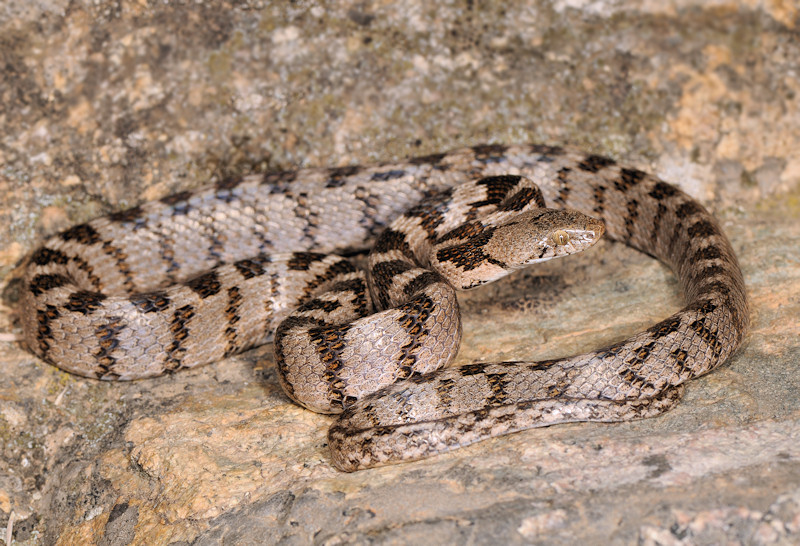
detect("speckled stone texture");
top-left (1, 1), bottom-right (799, 544)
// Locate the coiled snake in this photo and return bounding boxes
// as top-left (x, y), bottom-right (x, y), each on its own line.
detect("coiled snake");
top-left (20, 144), bottom-right (748, 471)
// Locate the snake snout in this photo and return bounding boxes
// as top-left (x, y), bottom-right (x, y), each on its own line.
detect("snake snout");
top-left (556, 213), bottom-right (605, 251)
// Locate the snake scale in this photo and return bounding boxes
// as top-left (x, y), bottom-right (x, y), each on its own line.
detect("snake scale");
top-left (20, 144), bottom-right (748, 471)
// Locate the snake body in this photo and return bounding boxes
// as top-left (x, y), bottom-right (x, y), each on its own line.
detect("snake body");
top-left (20, 144), bottom-right (749, 471)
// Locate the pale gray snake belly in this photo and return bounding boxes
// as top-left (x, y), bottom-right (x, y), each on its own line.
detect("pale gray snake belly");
top-left (20, 144), bottom-right (749, 471)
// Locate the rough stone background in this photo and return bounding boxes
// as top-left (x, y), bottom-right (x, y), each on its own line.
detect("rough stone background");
top-left (1, 0), bottom-right (799, 544)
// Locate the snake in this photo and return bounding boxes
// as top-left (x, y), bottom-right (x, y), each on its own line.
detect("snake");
top-left (19, 143), bottom-right (749, 472)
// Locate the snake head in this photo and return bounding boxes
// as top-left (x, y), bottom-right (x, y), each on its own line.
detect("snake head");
top-left (529, 208), bottom-right (606, 261)
top-left (432, 208), bottom-right (605, 290)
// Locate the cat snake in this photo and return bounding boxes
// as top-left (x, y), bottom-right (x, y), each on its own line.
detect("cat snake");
top-left (20, 144), bottom-right (748, 471)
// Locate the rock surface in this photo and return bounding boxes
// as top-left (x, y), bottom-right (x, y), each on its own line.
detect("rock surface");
top-left (1, 1), bottom-right (799, 544)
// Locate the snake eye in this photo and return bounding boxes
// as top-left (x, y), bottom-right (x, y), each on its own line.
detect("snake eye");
top-left (550, 230), bottom-right (570, 246)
